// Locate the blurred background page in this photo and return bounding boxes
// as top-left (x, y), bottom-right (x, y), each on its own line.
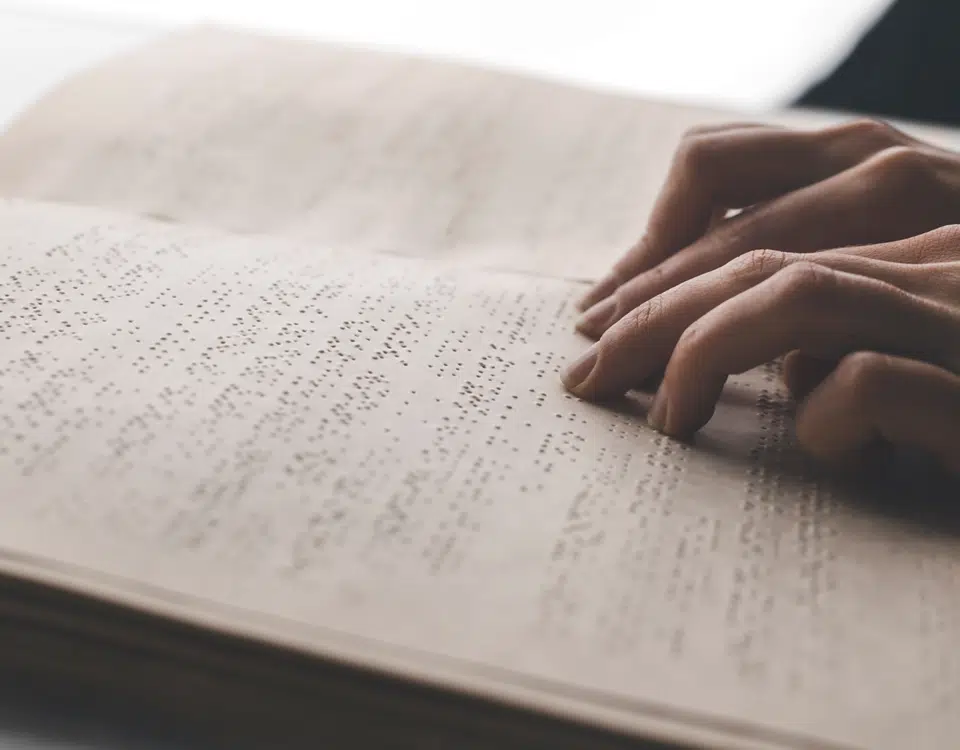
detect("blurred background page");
top-left (1, 0), bottom-right (892, 127)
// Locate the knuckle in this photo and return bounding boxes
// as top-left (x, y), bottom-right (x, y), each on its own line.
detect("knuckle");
top-left (626, 292), bottom-right (664, 333)
top-left (726, 248), bottom-right (791, 285)
top-left (918, 224), bottom-right (960, 261)
top-left (868, 145), bottom-right (937, 188)
top-left (833, 351), bottom-right (893, 401)
top-left (773, 261), bottom-right (836, 305)
top-left (682, 123), bottom-right (724, 140)
top-left (674, 135), bottom-right (721, 178)
top-left (842, 117), bottom-right (903, 146)
top-left (812, 118), bottom-right (905, 161)
top-left (928, 223), bottom-right (960, 242)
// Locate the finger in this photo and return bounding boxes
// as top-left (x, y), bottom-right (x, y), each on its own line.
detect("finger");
top-left (650, 265), bottom-right (960, 438)
top-left (576, 118), bottom-right (907, 312)
top-left (576, 123), bottom-right (778, 311)
top-left (829, 224), bottom-right (960, 305)
top-left (782, 351), bottom-right (836, 400)
top-left (770, 225), bottom-right (960, 307)
top-left (685, 123), bottom-right (777, 136)
top-left (797, 353), bottom-right (960, 475)
top-left (706, 206), bottom-right (730, 232)
top-left (841, 223), bottom-right (960, 265)
top-left (577, 145), bottom-right (960, 338)
top-left (564, 247), bottom-right (948, 400)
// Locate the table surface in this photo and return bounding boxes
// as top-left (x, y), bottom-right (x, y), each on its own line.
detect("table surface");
top-left (0, 1), bottom-right (894, 747)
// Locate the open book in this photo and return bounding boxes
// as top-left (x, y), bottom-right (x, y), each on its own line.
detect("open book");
top-left (0, 26), bottom-right (958, 750)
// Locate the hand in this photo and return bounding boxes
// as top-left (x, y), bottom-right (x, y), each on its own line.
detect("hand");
top-left (574, 119), bottom-right (960, 338)
top-left (561, 127), bottom-right (960, 473)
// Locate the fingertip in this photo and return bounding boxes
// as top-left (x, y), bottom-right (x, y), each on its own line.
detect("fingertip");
top-left (561, 346), bottom-right (599, 396)
top-left (575, 297), bottom-right (618, 340)
top-left (655, 367), bottom-right (726, 440)
top-left (647, 386), bottom-right (670, 433)
top-left (794, 363), bottom-right (883, 472)
top-left (576, 272), bottom-right (619, 312)
top-left (574, 293), bottom-right (598, 313)
top-left (797, 354), bottom-right (960, 476)
top-left (796, 419), bottom-right (888, 477)
top-left (561, 342), bottom-right (632, 403)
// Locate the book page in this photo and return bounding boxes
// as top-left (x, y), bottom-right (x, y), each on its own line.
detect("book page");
top-left (7, 27), bottom-right (953, 284)
top-left (4, 27), bottom-right (958, 283)
top-left (0, 25), bottom-right (737, 282)
top-left (0, 26), bottom-right (728, 281)
top-left (1, 200), bottom-right (957, 750)
top-left (3, 27), bottom-right (960, 285)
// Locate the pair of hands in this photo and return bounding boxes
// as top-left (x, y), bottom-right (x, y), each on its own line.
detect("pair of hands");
top-left (561, 119), bottom-right (960, 475)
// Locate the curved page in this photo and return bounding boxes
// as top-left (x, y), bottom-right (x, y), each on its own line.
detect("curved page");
top-left (1, 200), bottom-right (958, 750)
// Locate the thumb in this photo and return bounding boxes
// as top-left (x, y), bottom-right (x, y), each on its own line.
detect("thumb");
top-left (796, 352), bottom-right (960, 475)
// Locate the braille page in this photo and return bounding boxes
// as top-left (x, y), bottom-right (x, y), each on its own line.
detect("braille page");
top-left (2, 199), bottom-right (959, 750)
top-left (5, 27), bottom-right (959, 282)
top-left (0, 25), bottom-right (738, 282)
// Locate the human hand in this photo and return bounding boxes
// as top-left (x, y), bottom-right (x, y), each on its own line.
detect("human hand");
top-left (563, 121), bottom-right (960, 474)
top-left (575, 119), bottom-right (960, 337)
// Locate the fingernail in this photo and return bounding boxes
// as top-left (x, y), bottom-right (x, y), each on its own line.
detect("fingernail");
top-left (648, 386), bottom-right (670, 433)
top-left (561, 346), bottom-right (599, 394)
top-left (575, 297), bottom-right (617, 339)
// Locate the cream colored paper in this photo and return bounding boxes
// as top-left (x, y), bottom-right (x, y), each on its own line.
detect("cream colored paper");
top-left (0, 27), bottom-right (789, 281)
top-left (3, 28), bottom-right (959, 286)
top-left (1, 200), bottom-right (957, 750)
top-left (2, 24), bottom-right (960, 750)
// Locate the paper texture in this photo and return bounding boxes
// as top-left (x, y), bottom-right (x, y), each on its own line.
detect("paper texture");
top-left (1, 200), bottom-right (957, 750)
top-left (2, 27), bottom-right (959, 287)
top-left (0, 27), bottom-right (774, 281)
top-left (2, 23), bottom-right (960, 750)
